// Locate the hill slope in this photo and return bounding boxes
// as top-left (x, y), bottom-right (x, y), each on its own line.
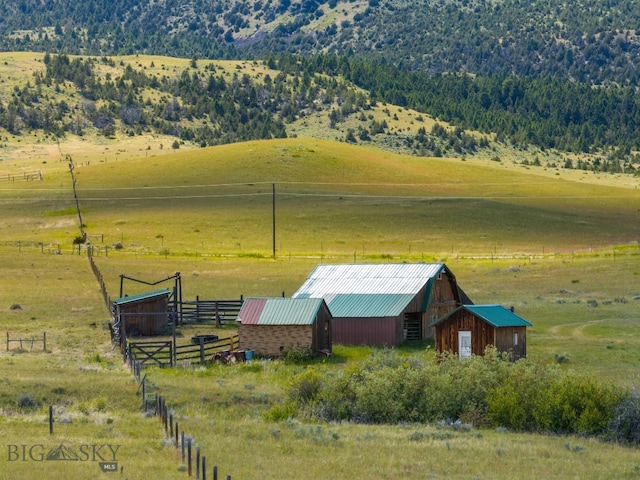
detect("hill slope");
top-left (2, 0), bottom-right (640, 86)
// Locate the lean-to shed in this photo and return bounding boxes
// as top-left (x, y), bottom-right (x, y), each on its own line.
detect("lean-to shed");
top-left (112, 288), bottom-right (171, 337)
top-left (237, 297), bottom-right (332, 357)
top-left (292, 263), bottom-right (465, 346)
top-left (430, 304), bottom-right (532, 360)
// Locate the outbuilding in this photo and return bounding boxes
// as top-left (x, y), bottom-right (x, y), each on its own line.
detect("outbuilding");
top-left (112, 288), bottom-right (171, 338)
top-left (292, 263), bottom-right (466, 346)
top-left (430, 304), bottom-right (532, 360)
top-left (237, 297), bottom-right (332, 357)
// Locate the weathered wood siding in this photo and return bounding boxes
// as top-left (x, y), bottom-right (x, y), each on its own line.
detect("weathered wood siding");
top-left (494, 326), bottom-right (527, 360)
top-left (434, 309), bottom-right (527, 360)
top-left (423, 271), bottom-right (460, 340)
top-left (311, 305), bottom-right (332, 353)
top-left (120, 297), bottom-right (169, 336)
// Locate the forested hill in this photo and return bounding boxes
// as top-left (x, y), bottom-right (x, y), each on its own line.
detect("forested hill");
top-left (3, 0), bottom-right (640, 86)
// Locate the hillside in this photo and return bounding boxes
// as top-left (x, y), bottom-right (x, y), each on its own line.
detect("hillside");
top-left (2, 0), bottom-right (640, 87)
top-left (1, 52), bottom-right (640, 178)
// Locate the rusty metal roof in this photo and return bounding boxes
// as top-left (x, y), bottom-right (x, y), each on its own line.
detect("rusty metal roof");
top-left (237, 297), bottom-right (327, 325)
top-left (293, 263), bottom-right (447, 297)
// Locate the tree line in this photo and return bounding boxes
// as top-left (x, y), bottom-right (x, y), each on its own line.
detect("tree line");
top-left (282, 54), bottom-right (640, 163)
top-left (3, 0), bottom-right (640, 87)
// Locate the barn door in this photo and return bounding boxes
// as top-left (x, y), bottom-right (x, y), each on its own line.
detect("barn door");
top-left (458, 331), bottom-right (472, 359)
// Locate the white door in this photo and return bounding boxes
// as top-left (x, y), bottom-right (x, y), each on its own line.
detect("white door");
top-left (458, 331), bottom-right (472, 359)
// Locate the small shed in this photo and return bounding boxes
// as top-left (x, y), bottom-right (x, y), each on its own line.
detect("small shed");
top-left (292, 263), bottom-right (465, 346)
top-left (430, 304), bottom-right (532, 360)
top-left (237, 298), bottom-right (332, 357)
top-left (113, 288), bottom-right (171, 337)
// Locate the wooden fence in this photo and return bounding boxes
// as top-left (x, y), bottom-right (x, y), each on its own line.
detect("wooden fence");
top-left (6, 332), bottom-right (47, 351)
top-left (0, 170), bottom-right (43, 182)
top-left (179, 298), bottom-right (243, 326)
top-left (127, 335), bottom-right (240, 368)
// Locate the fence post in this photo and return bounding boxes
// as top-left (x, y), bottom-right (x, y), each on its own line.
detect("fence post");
top-left (49, 405), bottom-right (54, 435)
top-left (196, 448), bottom-right (200, 478)
top-left (187, 438), bottom-right (192, 477)
top-left (164, 404), bottom-right (168, 436)
top-left (6, 332), bottom-right (8, 351)
top-left (43, 332), bottom-right (46, 351)
top-left (170, 413), bottom-right (174, 440)
top-left (181, 432), bottom-right (185, 463)
top-left (141, 376), bottom-right (146, 409)
top-left (175, 422), bottom-right (179, 448)
top-left (213, 466), bottom-right (217, 480)
top-left (202, 456), bottom-right (206, 480)
top-left (199, 337), bottom-right (205, 364)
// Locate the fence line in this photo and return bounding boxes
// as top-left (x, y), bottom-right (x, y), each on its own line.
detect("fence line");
top-left (132, 362), bottom-right (235, 479)
top-left (6, 332), bottom-right (47, 351)
top-left (0, 170), bottom-right (43, 182)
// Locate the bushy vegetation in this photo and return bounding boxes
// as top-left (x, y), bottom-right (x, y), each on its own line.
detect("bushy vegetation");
top-left (3, 0), bottom-right (640, 88)
top-left (286, 54), bottom-right (640, 164)
top-left (276, 348), bottom-right (637, 442)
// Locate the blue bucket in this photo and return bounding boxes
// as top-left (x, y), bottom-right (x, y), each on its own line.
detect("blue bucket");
top-left (245, 350), bottom-right (254, 362)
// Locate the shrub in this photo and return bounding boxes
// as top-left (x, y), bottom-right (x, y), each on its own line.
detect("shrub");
top-left (287, 368), bottom-right (322, 404)
top-left (532, 371), bottom-right (623, 435)
top-left (17, 394), bottom-right (39, 410)
top-left (280, 346), bottom-right (313, 364)
top-left (606, 391), bottom-right (640, 445)
top-left (487, 360), bottom-right (551, 431)
top-left (262, 401), bottom-right (298, 422)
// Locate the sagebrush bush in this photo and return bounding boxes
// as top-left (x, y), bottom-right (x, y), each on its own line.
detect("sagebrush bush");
top-left (606, 391), bottom-right (640, 445)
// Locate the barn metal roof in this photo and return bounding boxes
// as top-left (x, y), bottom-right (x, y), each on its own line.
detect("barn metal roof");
top-left (237, 297), bottom-right (327, 325)
top-left (430, 304), bottom-right (532, 328)
top-left (325, 293), bottom-right (416, 317)
top-left (113, 288), bottom-right (171, 306)
top-left (293, 263), bottom-right (447, 297)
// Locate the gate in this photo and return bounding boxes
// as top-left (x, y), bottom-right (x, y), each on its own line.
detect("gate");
top-left (128, 340), bottom-right (173, 367)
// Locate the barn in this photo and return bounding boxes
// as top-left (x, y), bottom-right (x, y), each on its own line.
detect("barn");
top-left (292, 263), bottom-right (466, 346)
top-left (237, 297), bottom-right (332, 357)
top-left (430, 304), bottom-right (532, 360)
top-left (112, 288), bottom-right (172, 338)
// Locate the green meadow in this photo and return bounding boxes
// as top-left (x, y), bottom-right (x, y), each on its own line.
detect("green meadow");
top-left (1, 135), bottom-right (640, 479)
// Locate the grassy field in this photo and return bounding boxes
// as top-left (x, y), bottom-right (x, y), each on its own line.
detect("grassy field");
top-left (1, 64), bottom-right (640, 477)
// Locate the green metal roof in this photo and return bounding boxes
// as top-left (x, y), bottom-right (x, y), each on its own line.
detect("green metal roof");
top-left (113, 288), bottom-right (171, 306)
top-left (430, 304), bottom-right (532, 328)
top-left (326, 293), bottom-right (416, 318)
top-left (254, 298), bottom-right (326, 326)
